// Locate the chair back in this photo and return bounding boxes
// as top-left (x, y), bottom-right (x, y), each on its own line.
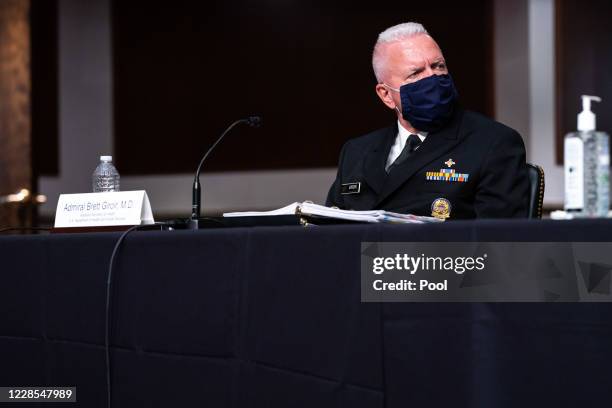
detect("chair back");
top-left (527, 163), bottom-right (545, 219)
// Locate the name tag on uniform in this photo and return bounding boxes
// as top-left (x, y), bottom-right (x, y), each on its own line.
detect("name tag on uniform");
top-left (341, 182), bottom-right (361, 195)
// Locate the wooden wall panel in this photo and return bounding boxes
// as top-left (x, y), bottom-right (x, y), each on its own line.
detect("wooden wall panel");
top-left (31, 0), bottom-right (59, 177)
top-left (0, 0), bottom-right (31, 228)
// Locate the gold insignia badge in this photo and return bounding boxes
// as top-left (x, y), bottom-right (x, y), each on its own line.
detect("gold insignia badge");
top-left (444, 158), bottom-right (455, 168)
top-left (431, 198), bottom-right (451, 220)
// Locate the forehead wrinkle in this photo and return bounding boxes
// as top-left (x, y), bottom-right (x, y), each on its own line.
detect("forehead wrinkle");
top-left (400, 45), bottom-right (443, 64)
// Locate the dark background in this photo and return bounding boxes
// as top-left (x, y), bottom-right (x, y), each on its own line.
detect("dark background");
top-left (556, 0), bottom-right (612, 163)
top-left (33, 0), bottom-right (495, 176)
top-left (111, 0), bottom-right (493, 175)
top-left (30, 0), bottom-right (59, 178)
top-left (29, 0), bottom-right (612, 175)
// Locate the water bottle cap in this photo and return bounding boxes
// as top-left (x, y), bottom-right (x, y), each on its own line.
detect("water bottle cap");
top-left (100, 155), bottom-right (112, 162)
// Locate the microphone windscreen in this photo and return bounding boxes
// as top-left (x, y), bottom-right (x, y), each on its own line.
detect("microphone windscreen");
top-left (246, 116), bottom-right (262, 128)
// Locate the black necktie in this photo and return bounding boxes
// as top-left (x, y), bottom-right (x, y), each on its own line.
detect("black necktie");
top-left (387, 134), bottom-right (422, 173)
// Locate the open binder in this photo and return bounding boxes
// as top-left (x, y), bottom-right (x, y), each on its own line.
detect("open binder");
top-left (223, 202), bottom-right (442, 225)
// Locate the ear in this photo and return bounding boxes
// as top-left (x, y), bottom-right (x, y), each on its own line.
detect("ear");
top-left (375, 84), bottom-right (397, 110)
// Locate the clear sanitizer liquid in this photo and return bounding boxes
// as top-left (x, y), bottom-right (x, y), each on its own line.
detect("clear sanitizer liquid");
top-left (564, 95), bottom-right (610, 218)
top-left (564, 131), bottom-right (609, 217)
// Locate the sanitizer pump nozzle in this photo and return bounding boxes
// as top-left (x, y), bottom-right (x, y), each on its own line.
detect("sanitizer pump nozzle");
top-left (577, 95), bottom-right (602, 132)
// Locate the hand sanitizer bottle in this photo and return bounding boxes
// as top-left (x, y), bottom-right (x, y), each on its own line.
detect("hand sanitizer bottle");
top-left (564, 95), bottom-right (609, 217)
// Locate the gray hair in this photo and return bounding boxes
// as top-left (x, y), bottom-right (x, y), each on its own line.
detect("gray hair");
top-left (372, 22), bottom-right (429, 83)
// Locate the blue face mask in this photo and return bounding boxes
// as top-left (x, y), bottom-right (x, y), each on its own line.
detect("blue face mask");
top-left (386, 74), bottom-right (458, 132)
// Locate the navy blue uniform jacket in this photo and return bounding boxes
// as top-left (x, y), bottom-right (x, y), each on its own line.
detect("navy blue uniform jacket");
top-left (326, 108), bottom-right (529, 219)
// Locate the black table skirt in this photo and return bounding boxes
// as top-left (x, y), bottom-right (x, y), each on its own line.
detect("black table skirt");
top-left (1, 219), bottom-right (612, 407)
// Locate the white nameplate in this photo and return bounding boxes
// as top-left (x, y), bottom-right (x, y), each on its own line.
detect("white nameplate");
top-left (54, 191), bottom-right (154, 228)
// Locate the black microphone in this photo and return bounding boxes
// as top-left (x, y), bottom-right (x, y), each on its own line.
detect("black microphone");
top-left (245, 116), bottom-right (262, 128)
top-left (188, 116), bottom-right (262, 229)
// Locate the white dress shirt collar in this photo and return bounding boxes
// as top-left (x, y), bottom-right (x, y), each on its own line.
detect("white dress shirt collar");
top-left (385, 121), bottom-right (428, 171)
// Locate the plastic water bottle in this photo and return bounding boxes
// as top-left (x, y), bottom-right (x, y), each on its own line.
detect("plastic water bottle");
top-left (92, 155), bottom-right (120, 192)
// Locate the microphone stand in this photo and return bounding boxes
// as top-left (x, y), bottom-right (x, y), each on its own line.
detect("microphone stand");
top-left (187, 117), bottom-right (261, 229)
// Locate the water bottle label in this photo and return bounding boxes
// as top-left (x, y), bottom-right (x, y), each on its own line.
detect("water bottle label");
top-left (564, 137), bottom-right (584, 210)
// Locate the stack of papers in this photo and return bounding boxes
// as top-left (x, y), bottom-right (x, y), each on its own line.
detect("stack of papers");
top-left (223, 202), bottom-right (443, 224)
top-left (550, 210), bottom-right (612, 220)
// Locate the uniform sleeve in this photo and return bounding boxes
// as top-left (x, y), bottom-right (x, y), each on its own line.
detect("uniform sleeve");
top-left (325, 142), bottom-right (348, 208)
top-left (474, 129), bottom-right (529, 218)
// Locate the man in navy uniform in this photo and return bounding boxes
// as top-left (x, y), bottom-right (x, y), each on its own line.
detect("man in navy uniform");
top-left (326, 22), bottom-right (529, 219)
